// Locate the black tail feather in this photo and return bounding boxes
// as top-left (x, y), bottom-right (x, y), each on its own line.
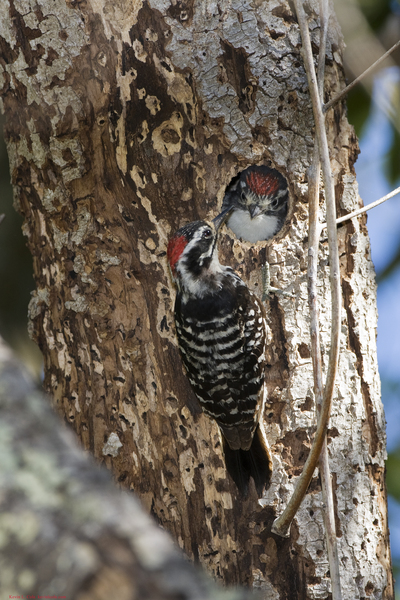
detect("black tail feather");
top-left (222, 424), bottom-right (272, 498)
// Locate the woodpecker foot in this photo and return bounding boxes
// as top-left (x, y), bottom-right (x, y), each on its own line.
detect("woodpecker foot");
top-left (261, 263), bottom-right (294, 302)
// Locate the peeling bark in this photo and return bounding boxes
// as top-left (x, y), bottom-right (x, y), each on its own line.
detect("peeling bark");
top-left (0, 0), bottom-right (393, 598)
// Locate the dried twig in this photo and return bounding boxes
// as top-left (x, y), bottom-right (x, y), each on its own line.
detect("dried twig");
top-left (319, 186), bottom-right (400, 231)
top-left (324, 40), bottom-right (400, 112)
top-left (306, 2), bottom-right (342, 597)
top-left (335, 186), bottom-right (400, 225)
top-left (272, 0), bottom-right (341, 543)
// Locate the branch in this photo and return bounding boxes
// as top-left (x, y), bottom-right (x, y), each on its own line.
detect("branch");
top-left (318, 186), bottom-right (400, 230)
top-left (0, 336), bottom-right (250, 600)
top-left (335, 186), bottom-right (400, 225)
top-left (323, 40), bottom-right (400, 112)
top-left (306, 2), bottom-right (343, 599)
top-left (272, 0), bottom-right (341, 540)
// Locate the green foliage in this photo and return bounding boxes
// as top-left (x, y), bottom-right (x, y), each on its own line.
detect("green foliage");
top-left (346, 1), bottom-right (400, 185)
top-left (387, 448), bottom-right (400, 501)
top-left (0, 116), bottom-right (36, 347)
top-left (357, 0), bottom-right (395, 31)
top-left (346, 86), bottom-right (372, 138)
top-left (386, 109), bottom-right (400, 185)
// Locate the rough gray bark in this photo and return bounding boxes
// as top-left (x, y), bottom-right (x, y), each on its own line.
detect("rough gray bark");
top-left (0, 0), bottom-right (393, 598)
top-left (0, 337), bottom-right (251, 599)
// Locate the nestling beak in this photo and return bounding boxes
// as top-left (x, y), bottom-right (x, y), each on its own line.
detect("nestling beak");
top-left (212, 205), bottom-right (234, 230)
top-left (249, 204), bottom-right (262, 219)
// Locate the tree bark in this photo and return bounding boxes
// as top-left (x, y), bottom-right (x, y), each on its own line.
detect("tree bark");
top-left (0, 0), bottom-right (393, 598)
top-left (0, 337), bottom-right (251, 599)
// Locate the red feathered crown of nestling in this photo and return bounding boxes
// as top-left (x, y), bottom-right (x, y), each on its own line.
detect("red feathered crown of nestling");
top-left (245, 169), bottom-right (281, 197)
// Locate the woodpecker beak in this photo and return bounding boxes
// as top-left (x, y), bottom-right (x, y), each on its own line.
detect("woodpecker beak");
top-left (249, 204), bottom-right (262, 219)
top-left (213, 205), bottom-right (233, 230)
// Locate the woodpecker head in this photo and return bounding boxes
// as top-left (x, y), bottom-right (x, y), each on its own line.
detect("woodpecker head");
top-left (218, 165), bottom-right (289, 242)
top-left (167, 220), bottom-right (224, 296)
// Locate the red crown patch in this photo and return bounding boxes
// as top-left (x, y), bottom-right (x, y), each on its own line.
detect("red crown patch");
top-left (246, 170), bottom-right (280, 197)
top-left (167, 235), bottom-right (188, 274)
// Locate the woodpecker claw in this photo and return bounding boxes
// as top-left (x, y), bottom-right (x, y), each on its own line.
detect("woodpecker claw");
top-left (261, 262), bottom-right (294, 302)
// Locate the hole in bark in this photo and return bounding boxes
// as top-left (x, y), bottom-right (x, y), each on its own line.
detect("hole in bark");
top-left (365, 582), bottom-right (374, 595)
top-left (119, 415), bottom-right (130, 426)
top-left (269, 29), bottom-right (284, 40)
top-left (219, 165), bottom-right (289, 242)
top-left (271, 5), bottom-right (297, 24)
top-left (160, 315), bottom-right (169, 332)
top-left (299, 395), bottom-right (312, 412)
top-left (162, 128), bottom-right (180, 144)
top-left (160, 59), bottom-right (172, 71)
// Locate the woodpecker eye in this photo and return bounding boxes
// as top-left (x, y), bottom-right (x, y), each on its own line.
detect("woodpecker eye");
top-left (202, 228), bottom-right (212, 239)
top-left (271, 198), bottom-right (279, 209)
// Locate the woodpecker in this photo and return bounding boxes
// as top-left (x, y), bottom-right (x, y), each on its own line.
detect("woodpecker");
top-left (167, 219), bottom-right (272, 497)
top-left (217, 165), bottom-right (289, 242)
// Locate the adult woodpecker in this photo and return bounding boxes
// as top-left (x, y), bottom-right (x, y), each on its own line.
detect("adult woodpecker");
top-left (167, 219), bottom-right (272, 497)
top-left (217, 165), bottom-right (289, 242)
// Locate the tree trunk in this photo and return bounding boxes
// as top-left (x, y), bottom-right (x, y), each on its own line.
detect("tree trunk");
top-left (0, 0), bottom-right (393, 598)
top-left (0, 336), bottom-right (251, 600)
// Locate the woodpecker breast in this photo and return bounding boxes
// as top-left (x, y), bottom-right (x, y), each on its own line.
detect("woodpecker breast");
top-left (226, 209), bottom-right (281, 243)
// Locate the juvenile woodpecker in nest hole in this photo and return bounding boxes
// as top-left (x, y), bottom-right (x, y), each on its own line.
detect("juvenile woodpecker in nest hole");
top-left (167, 219), bottom-right (272, 497)
top-left (217, 165), bottom-right (289, 243)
